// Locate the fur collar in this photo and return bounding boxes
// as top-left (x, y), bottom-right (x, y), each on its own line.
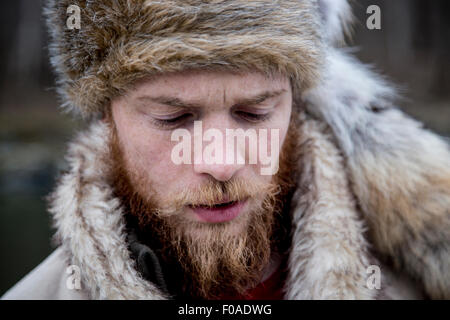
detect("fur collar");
top-left (304, 49), bottom-right (450, 299)
top-left (49, 122), bottom-right (166, 299)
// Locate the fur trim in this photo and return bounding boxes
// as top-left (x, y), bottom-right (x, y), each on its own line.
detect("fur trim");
top-left (303, 48), bottom-right (450, 299)
top-left (49, 121), bottom-right (167, 299)
top-left (49, 117), bottom-right (384, 300)
top-left (45, 0), bottom-right (324, 117)
top-left (285, 115), bottom-right (377, 299)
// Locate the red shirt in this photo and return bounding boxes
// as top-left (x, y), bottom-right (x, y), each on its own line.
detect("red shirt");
top-left (218, 264), bottom-right (286, 300)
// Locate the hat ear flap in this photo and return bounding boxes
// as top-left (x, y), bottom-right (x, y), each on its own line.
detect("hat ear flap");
top-left (317, 0), bottom-right (354, 45)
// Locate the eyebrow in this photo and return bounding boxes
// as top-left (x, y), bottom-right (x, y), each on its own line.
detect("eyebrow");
top-left (135, 89), bottom-right (287, 109)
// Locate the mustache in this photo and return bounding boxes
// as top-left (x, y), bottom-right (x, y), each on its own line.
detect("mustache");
top-left (154, 178), bottom-right (281, 217)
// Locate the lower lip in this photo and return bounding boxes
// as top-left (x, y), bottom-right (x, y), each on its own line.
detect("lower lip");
top-left (190, 200), bottom-right (246, 223)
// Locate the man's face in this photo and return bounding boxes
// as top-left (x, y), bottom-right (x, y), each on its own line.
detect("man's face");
top-left (111, 70), bottom-right (293, 225)
top-left (109, 70), bottom-right (296, 298)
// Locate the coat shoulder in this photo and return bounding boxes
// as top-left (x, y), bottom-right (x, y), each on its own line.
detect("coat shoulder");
top-left (1, 247), bottom-right (89, 300)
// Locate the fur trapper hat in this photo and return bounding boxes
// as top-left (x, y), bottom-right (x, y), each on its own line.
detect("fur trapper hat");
top-left (45, 0), bottom-right (353, 117)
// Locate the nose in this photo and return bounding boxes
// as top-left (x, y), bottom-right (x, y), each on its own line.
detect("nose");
top-left (192, 134), bottom-right (245, 181)
top-left (193, 161), bottom-right (244, 182)
top-left (192, 118), bottom-right (245, 182)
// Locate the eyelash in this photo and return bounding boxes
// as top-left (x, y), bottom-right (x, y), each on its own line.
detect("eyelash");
top-left (151, 111), bottom-right (271, 128)
top-left (233, 111), bottom-right (271, 123)
top-left (151, 113), bottom-right (194, 128)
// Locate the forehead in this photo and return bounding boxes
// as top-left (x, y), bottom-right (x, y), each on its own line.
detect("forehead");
top-left (126, 70), bottom-right (291, 102)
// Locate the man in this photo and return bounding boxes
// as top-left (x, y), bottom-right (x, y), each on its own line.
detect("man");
top-left (2, 0), bottom-right (449, 300)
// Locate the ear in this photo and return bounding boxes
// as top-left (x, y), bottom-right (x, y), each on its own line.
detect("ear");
top-left (317, 0), bottom-right (354, 44)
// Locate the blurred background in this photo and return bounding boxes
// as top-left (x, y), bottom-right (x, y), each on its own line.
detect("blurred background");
top-left (0, 0), bottom-right (449, 295)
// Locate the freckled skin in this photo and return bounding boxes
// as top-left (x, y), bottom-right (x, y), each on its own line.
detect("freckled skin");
top-left (111, 70), bottom-right (292, 224)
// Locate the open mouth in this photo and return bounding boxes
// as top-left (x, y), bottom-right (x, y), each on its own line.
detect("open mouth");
top-left (188, 199), bottom-right (246, 223)
top-left (193, 200), bottom-right (237, 210)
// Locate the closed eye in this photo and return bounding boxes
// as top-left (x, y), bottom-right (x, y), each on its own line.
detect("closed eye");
top-left (233, 110), bottom-right (271, 123)
top-left (152, 113), bottom-right (194, 128)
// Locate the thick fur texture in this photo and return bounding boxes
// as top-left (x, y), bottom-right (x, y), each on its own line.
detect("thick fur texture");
top-left (304, 49), bottom-right (450, 299)
top-left (285, 116), bottom-right (377, 299)
top-left (45, 0), bottom-right (324, 116)
top-left (48, 123), bottom-right (167, 299)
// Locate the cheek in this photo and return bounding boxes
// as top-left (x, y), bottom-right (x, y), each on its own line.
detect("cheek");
top-left (275, 103), bottom-right (292, 155)
top-left (126, 132), bottom-right (179, 185)
top-left (254, 105), bottom-right (291, 175)
top-left (112, 106), bottom-right (180, 188)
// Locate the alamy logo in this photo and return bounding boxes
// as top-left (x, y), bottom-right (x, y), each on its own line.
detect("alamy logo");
top-left (366, 5), bottom-right (381, 30)
top-left (66, 5), bottom-right (81, 30)
top-left (171, 121), bottom-right (280, 175)
top-left (66, 265), bottom-right (81, 290)
top-left (366, 265), bottom-right (381, 290)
